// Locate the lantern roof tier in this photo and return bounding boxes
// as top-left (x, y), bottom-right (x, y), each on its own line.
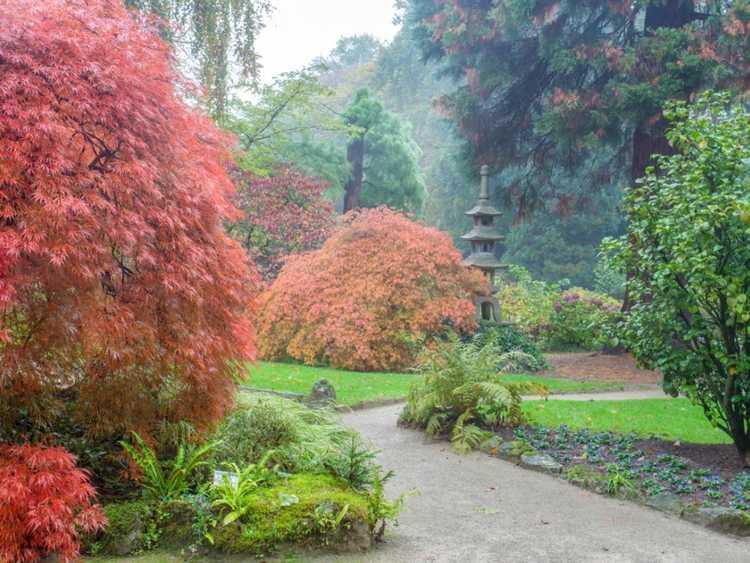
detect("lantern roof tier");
top-left (461, 226), bottom-right (505, 242)
top-left (462, 253), bottom-right (507, 270)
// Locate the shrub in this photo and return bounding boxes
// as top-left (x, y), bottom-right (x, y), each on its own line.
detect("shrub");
top-left (400, 337), bottom-right (547, 453)
top-left (0, 0), bottom-right (258, 442)
top-left (214, 396), bottom-right (380, 489)
top-left (604, 93), bottom-right (750, 464)
top-left (230, 169), bottom-right (336, 282)
top-left (470, 321), bottom-right (548, 371)
top-left (497, 266), bottom-right (620, 351)
top-left (0, 443), bottom-right (107, 562)
top-left (545, 288), bottom-right (621, 351)
top-left (257, 208), bottom-right (487, 371)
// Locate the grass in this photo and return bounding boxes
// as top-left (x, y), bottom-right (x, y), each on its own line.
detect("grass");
top-left (524, 398), bottom-right (732, 444)
top-left (243, 362), bottom-right (624, 406)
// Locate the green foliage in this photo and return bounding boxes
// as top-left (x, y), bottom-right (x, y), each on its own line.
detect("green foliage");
top-left (210, 453), bottom-right (276, 527)
top-left (214, 396), bottom-right (379, 489)
top-left (604, 92), bottom-right (750, 459)
top-left (470, 321), bottom-right (548, 371)
top-left (400, 336), bottom-right (547, 452)
top-left (344, 88), bottom-right (425, 211)
top-left (497, 265), bottom-right (620, 351)
top-left (606, 464), bottom-right (636, 497)
top-left (125, 0), bottom-right (271, 119)
top-left (120, 433), bottom-right (217, 502)
top-left (211, 473), bottom-right (371, 553)
top-left (83, 500), bottom-right (157, 556)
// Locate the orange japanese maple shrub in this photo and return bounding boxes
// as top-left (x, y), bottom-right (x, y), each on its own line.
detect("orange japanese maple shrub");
top-left (258, 208), bottom-right (487, 371)
top-left (0, 0), bottom-right (258, 439)
top-left (0, 444), bottom-right (107, 563)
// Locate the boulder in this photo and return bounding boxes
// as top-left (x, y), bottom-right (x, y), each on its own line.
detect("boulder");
top-left (683, 506), bottom-right (750, 537)
top-left (520, 453), bottom-right (562, 474)
top-left (308, 379), bottom-right (337, 405)
top-left (645, 493), bottom-right (684, 514)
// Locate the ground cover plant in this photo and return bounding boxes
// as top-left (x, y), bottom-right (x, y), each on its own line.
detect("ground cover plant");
top-left (506, 423), bottom-right (750, 513)
top-left (604, 93), bottom-right (750, 463)
top-left (84, 396), bottom-right (404, 559)
top-left (258, 208), bottom-right (487, 371)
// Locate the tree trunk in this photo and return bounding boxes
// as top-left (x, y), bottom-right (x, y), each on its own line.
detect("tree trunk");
top-left (343, 137), bottom-right (365, 213)
top-left (623, 0), bottom-right (698, 312)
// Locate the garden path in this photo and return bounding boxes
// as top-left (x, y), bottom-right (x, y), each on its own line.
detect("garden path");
top-left (316, 404), bottom-right (750, 563)
top-left (530, 388), bottom-right (667, 401)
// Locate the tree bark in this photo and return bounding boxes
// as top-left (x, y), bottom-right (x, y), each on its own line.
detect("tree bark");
top-left (343, 137), bottom-right (365, 213)
top-left (623, 0), bottom-right (699, 312)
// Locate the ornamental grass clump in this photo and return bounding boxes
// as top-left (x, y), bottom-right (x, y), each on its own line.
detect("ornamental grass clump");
top-left (257, 208), bottom-right (487, 371)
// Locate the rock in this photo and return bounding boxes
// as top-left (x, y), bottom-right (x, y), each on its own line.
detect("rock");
top-left (520, 453), bottom-right (562, 474)
top-left (160, 498), bottom-right (202, 548)
top-left (682, 506), bottom-right (750, 537)
top-left (479, 435), bottom-right (503, 455)
top-left (498, 440), bottom-right (532, 458)
top-left (112, 518), bottom-right (145, 556)
top-left (339, 519), bottom-right (372, 552)
top-left (308, 379), bottom-right (337, 405)
top-left (645, 493), bottom-right (684, 514)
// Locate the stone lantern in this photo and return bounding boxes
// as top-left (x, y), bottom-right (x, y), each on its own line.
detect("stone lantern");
top-left (462, 165), bottom-right (506, 322)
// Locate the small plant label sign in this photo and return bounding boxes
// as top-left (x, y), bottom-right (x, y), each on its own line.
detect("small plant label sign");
top-left (213, 470), bottom-right (239, 488)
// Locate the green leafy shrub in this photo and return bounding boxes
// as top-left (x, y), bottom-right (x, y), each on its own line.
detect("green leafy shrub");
top-left (545, 287), bottom-right (621, 351)
top-left (400, 337), bottom-right (547, 453)
top-left (604, 92), bottom-right (750, 464)
top-left (210, 453), bottom-right (277, 528)
top-left (470, 321), bottom-right (548, 371)
top-left (497, 266), bottom-right (620, 351)
top-left (213, 396), bottom-right (379, 489)
top-left (120, 432), bottom-right (217, 502)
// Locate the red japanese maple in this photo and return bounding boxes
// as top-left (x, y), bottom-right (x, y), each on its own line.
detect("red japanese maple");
top-left (257, 208), bottom-right (487, 371)
top-left (0, 444), bottom-right (107, 563)
top-left (232, 169), bottom-right (335, 282)
top-left (0, 0), bottom-right (258, 438)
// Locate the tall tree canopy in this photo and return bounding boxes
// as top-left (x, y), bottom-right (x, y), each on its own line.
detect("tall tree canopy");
top-left (404, 0), bottom-right (750, 208)
top-left (125, 0), bottom-right (271, 119)
top-left (343, 89), bottom-right (425, 212)
top-left (0, 0), bottom-right (258, 440)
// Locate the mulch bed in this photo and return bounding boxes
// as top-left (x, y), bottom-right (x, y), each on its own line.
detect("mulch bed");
top-left (544, 352), bottom-right (661, 385)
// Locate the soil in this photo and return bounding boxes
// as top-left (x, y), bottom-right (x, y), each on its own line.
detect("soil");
top-left (545, 351), bottom-right (662, 384)
top-left (636, 438), bottom-right (744, 479)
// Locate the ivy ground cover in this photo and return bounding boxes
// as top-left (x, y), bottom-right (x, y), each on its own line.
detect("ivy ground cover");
top-left (244, 362), bottom-right (624, 406)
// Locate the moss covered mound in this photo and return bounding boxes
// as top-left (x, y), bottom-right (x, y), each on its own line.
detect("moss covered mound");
top-left (213, 473), bottom-right (372, 554)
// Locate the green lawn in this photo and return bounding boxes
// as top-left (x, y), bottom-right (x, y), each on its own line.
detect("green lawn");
top-left (243, 362), bottom-right (624, 407)
top-left (524, 398), bottom-right (731, 444)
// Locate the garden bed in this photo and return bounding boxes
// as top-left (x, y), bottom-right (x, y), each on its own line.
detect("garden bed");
top-left (545, 352), bottom-right (661, 384)
top-left (488, 423), bottom-right (750, 536)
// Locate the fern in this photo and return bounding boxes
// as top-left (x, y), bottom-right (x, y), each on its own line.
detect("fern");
top-left (401, 335), bottom-right (548, 453)
top-left (120, 432), bottom-right (217, 501)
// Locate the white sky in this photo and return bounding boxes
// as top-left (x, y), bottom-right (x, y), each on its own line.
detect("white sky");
top-left (257, 0), bottom-right (399, 83)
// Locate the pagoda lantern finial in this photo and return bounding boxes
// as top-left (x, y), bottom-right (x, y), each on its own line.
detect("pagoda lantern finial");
top-left (462, 165), bottom-right (507, 322)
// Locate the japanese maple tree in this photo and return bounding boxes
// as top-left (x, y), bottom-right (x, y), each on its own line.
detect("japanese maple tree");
top-left (231, 169), bottom-right (335, 282)
top-left (257, 208), bottom-right (487, 371)
top-left (0, 0), bottom-right (258, 440)
top-left (0, 444), bottom-right (107, 562)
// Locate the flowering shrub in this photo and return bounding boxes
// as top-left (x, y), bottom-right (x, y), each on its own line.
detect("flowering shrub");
top-left (258, 208), bottom-right (487, 371)
top-left (497, 266), bottom-right (620, 351)
top-left (0, 444), bottom-right (107, 562)
top-left (546, 288), bottom-right (621, 351)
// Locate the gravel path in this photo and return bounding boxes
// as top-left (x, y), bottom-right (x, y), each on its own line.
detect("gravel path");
top-left (316, 404), bottom-right (750, 563)
top-left (529, 388), bottom-right (668, 401)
